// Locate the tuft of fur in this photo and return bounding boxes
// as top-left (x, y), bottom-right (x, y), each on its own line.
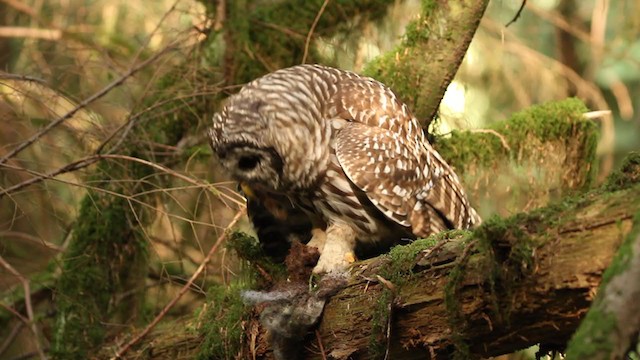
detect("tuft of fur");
top-left (241, 267), bottom-right (349, 359)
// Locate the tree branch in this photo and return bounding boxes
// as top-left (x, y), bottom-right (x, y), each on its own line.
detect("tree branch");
top-left (287, 184), bottom-right (640, 359)
top-left (364, 0), bottom-right (490, 128)
top-left (103, 178), bottom-right (640, 359)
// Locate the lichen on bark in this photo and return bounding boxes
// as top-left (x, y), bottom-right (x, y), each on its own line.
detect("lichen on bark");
top-left (364, 0), bottom-right (490, 127)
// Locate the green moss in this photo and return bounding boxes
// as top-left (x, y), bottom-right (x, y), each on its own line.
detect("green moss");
top-left (226, 231), bottom-right (287, 282)
top-left (197, 283), bottom-right (249, 360)
top-left (52, 59), bottom-right (208, 358)
top-left (600, 211), bottom-right (640, 287)
top-left (205, 0), bottom-right (394, 86)
top-left (370, 230), bottom-right (468, 358)
top-left (604, 151), bottom-right (640, 191)
top-left (565, 210), bottom-right (640, 359)
top-left (436, 98), bottom-right (597, 185)
top-left (441, 215), bottom-right (537, 358)
top-left (443, 214), bottom-right (540, 357)
top-left (443, 241), bottom-right (473, 360)
top-left (474, 215), bottom-right (536, 324)
top-left (369, 289), bottom-right (393, 359)
top-left (383, 230), bottom-right (466, 280)
top-left (227, 231), bottom-right (266, 261)
top-left (52, 193), bottom-right (147, 359)
top-left (566, 307), bottom-right (618, 359)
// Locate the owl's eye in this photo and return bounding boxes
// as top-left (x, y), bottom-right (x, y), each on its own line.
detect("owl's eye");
top-left (238, 155), bottom-right (261, 171)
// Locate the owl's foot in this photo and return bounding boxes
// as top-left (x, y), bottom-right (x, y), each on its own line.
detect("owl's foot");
top-left (312, 224), bottom-right (357, 274)
top-left (306, 228), bottom-right (327, 252)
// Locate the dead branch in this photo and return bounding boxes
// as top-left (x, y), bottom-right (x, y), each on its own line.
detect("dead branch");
top-left (0, 255), bottom-right (47, 360)
top-left (0, 43), bottom-right (178, 166)
top-left (301, 0), bottom-right (330, 64)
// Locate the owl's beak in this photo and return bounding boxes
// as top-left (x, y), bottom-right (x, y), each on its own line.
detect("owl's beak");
top-left (239, 182), bottom-right (256, 199)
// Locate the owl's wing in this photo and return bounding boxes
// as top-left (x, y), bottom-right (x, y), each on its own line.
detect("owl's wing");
top-left (335, 122), bottom-right (424, 228)
top-left (331, 75), bottom-right (479, 235)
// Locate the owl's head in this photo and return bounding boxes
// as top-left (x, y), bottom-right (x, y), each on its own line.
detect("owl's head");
top-left (209, 99), bottom-right (285, 191)
top-left (209, 66), bottom-right (332, 192)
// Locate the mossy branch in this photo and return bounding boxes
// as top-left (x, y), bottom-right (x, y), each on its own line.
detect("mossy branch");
top-left (565, 153), bottom-right (640, 360)
top-left (287, 183), bottom-right (640, 359)
top-left (101, 164), bottom-right (640, 359)
top-left (364, 0), bottom-right (490, 128)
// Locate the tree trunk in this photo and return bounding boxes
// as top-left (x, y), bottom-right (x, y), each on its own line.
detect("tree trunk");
top-left (364, 0), bottom-right (490, 128)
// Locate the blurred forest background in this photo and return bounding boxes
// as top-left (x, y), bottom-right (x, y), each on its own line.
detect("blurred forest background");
top-left (0, 0), bottom-right (639, 359)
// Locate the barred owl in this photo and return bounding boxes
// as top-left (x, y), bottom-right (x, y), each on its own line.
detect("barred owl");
top-left (209, 64), bottom-right (480, 273)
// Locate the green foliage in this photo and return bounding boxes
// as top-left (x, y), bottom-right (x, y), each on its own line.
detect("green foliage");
top-left (196, 283), bottom-right (249, 360)
top-left (201, 0), bottom-right (394, 87)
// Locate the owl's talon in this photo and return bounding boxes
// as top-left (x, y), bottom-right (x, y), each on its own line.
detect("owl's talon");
top-left (306, 228), bottom-right (327, 253)
top-left (312, 224), bottom-right (357, 274)
top-left (312, 254), bottom-right (351, 274)
top-left (344, 251), bottom-right (356, 264)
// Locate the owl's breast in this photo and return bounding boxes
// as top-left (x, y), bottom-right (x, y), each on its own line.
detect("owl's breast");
top-left (290, 151), bottom-right (412, 252)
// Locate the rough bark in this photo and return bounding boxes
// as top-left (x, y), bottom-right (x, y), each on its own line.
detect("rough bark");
top-left (364, 0), bottom-right (490, 128)
top-left (290, 185), bottom-right (640, 359)
top-left (105, 181), bottom-right (640, 359)
top-left (564, 154), bottom-right (640, 360)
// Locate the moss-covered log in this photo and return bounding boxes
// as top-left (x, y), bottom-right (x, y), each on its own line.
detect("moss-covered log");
top-left (564, 153), bottom-right (640, 360)
top-left (98, 167), bottom-right (640, 359)
top-left (279, 186), bottom-right (640, 359)
top-left (364, 0), bottom-right (490, 127)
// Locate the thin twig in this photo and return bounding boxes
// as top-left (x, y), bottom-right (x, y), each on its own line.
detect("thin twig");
top-left (1, 0), bottom-right (39, 20)
top-left (0, 26), bottom-right (61, 40)
top-left (0, 323), bottom-right (24, 357)
top-left (0, 161), bottom-right (241, 229)
top-left (505, 0), bottom-right (527, 27)
top-left (302, 0), bottom-right (330, 64)
top-left (0, 231), bottom-right (62, 251)
top-left (0, 255), bottom-right (47, 360)
top-left (0, 43), bottom-right (177, 166)
top-left (0, 73), bottom-right (46, 84)
top-left (110, 209), bottom-right (245, 359)
top-left (469, 129), bottom-right (511, 152)
top-left (582, 110), bottom-right (612, 120)
top-left (315, 329), bottom-right (327, 360)
top-left (0, 303), bottom-right (28, 323)
top-left (0, 153), bottom-right (245, 207)
top-left (0, 156), bottom-right (100, 198)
